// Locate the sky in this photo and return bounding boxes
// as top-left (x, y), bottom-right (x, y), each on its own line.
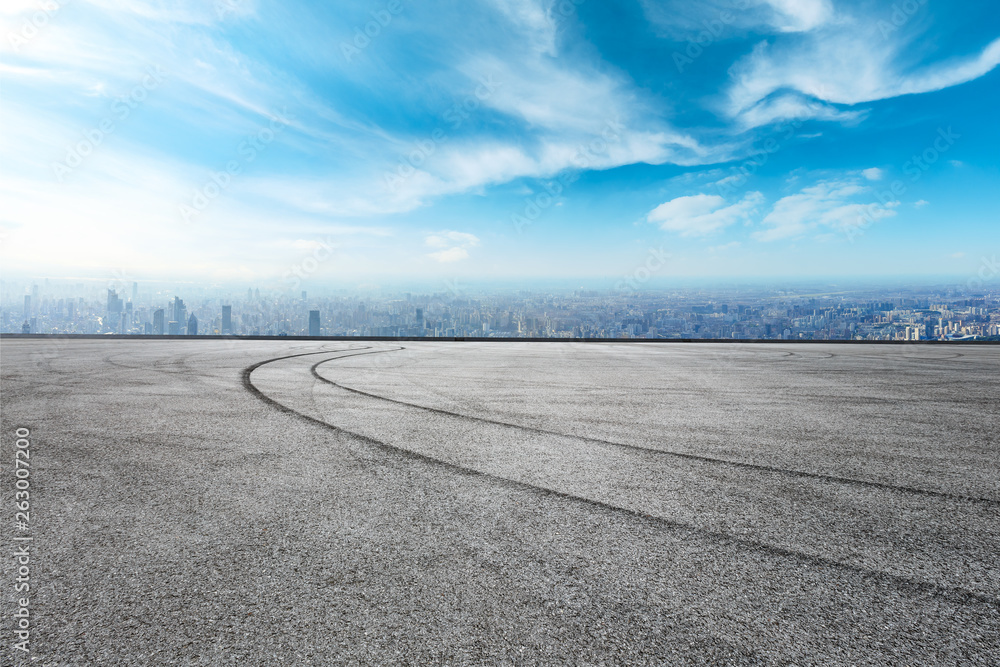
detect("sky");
top-left (1, 0), bottom-right (999, 290)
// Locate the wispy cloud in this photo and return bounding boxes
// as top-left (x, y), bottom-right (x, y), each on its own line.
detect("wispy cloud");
top-left (649, 192), bottom-right (764, 236)
top-left (425, 230), bottom-right (480, 263)
top-left (755, 174), bottom-right (898, 241)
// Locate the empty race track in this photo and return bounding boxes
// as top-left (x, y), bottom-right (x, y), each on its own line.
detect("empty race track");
top-left (2, 338), bottom-right (998, 664)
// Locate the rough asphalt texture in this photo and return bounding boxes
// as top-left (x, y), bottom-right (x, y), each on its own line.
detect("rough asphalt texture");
top-left (1, 339), bottom-right (998, 665)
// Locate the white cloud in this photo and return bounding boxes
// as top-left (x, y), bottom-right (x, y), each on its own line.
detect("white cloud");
top-left (759, 0), bottom-right (833, 33)
top-left (914, 199), bottom-right (929, 208)
top-left (424, 230), bottom-right (480, 263)
top-left (862, 167), bottom-right (883, 181)
top-left (755, 176), bottom-right (898, 241)
top-left (425, 231), bottom-right (480, 248)
top-left (427, 247), bottom-right (470, 263)
top-left (734, 92), bottom-right (864, 128)
top-left (640, 0), bottom-right (832, 38)
top-left (725, 8), bottom-right (1000, 129)
top-left (649, 192), bottom-right (764, 236)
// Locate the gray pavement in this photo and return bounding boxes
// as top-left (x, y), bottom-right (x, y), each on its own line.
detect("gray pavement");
top-left (1, 339), bottom-right (998, 665)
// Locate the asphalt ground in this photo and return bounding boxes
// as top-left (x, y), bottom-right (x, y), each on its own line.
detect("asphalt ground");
top-left (1, 339), bottom-right (998, 665)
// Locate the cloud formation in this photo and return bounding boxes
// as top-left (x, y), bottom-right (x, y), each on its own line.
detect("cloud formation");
top-left (425, 230), bottom-right (480, 263)
top-left (756, 174), bottom-right (898, 241)
top-left (649, 192), bottom-right (764, 236)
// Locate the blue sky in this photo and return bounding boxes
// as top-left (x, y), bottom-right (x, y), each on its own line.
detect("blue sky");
top-left (1, 0), bottom-right (999, 288)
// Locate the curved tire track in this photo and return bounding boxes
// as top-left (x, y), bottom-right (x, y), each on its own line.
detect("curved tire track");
top-left (312, 353), bottom-right (999, 507)
top-left (243, 346), bottom-right (1000, 610)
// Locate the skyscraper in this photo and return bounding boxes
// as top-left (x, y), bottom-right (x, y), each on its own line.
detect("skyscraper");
top-left (187, 314), bottom-right (198, 336)
top-left (107, 289), bottom-right (124, 318)
top-left (309, 310), bottom-right (320, 336)
top-left (23, 295), bottom-right (30, 319)
top-left (171, 297), bottom-right (186, 327)
top-left (222, 305), bottom-right (232, 334)
top-left (153, 309), bottom-right (165, 335)
top-left (131, 281), bottom-right (138, 304)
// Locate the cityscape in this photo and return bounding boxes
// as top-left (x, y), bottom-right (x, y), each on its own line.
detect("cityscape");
top-left (4, 279), bottom-right (998, 341)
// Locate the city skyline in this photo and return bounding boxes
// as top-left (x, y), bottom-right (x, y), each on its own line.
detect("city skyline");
top-left (5, 278), bottom-right (998, 341)
top-left (1, 1), bottom-right (999, 284)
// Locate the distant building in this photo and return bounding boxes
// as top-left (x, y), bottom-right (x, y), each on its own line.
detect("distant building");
top-left (167, 320), bottom-right (180, 335)
top-left (187, 314), bottom-right (198, 336)
top-left (21, 321), bottom-right (30, 334)
top-left (171, 297), bottom-right (186, 328)
top-left (153, 309), bottom-right (165, 335)
top-left (416, 308), bottom-right (424, 328)
top-left (222, 305), bottom-right (232, 334)
top-left (107, 289), bottom-right (124, 319)
top-left (309, 310), bottom-right (320, 336)
top-left (23, 295), bottom-right (30, 319)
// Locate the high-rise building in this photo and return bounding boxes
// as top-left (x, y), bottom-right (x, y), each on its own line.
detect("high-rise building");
top-left (23, 295), bottom-right (30, 319)
top-left (416, 308), bottom-right (424, 328)
top-left (107, 289), bottom-right (124, 318)
top-left (187, 314), bottom-right (198, 336)
top-left (131, 281), bottom-right (138, 304)
top-left (309, 310), bottom-right (320, 336)
top-left (222, 305), bottom-right (232, 334)
top-left (153, 309), bottom-right (165, 335)
top-left (171, 297), bottom-right (186, 327)
top-left (21, 321), bottom-right (30, 334)
top-left (167, 321), bottom-right (181, 335)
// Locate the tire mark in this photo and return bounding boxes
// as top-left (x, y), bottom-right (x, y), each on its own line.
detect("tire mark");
top-left (312, 355), bottom-right (999, 507)
top-left (243, 346), bottom-right (1000, 610)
